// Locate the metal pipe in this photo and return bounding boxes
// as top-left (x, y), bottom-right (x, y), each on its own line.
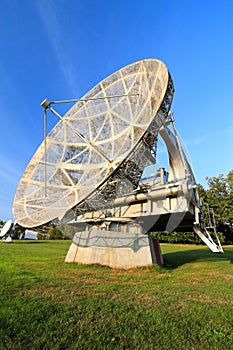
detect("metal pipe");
top-left (43, 109), bottom-right (47, 197)
top-left (113, 185), bottom-right (180, 207)
top-left (50, 93), bottom-right (139, 105)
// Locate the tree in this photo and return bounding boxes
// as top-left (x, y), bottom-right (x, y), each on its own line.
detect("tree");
top-left (199, 170), bottom-right (233, 244)
top-left (47, 227), bottom-right (66, 240)
top-left (227, 169), bottom-right (233, 188)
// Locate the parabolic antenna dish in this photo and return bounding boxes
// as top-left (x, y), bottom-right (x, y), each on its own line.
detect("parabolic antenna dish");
top-left (13, 59), bottom-right (174, 228)
top-left (0, 220), bottom-right (12, 238)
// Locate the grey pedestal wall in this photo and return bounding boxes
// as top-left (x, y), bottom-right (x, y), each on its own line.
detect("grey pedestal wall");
top-left (65, 230), bottom-right (163, 269)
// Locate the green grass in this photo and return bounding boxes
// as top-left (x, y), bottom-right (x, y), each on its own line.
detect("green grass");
top-left (0, 240), bottom-right (233, 350)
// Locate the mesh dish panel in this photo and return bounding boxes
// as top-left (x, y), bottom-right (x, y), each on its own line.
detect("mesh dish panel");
top-left (13, 59), bottom-right (174, 228)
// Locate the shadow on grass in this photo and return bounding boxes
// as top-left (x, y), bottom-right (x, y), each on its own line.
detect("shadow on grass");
top-left (162, 247), bottom-right (233, 269)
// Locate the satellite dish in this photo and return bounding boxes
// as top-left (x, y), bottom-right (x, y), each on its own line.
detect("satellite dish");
top-left (13, 59), bottom-right (174, 228)
top-left (0, 220), bottom-right (12, 238)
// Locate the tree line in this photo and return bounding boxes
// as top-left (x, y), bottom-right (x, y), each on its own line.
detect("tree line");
top-left (198, 169), bottom-right (233, 244)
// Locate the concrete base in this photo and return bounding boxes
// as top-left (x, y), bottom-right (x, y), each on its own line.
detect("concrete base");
top-left (65, 230), bottom-right (163, 269)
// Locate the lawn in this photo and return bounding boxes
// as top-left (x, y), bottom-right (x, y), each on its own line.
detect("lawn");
top-left (0, 240), bottom-right (233, 349)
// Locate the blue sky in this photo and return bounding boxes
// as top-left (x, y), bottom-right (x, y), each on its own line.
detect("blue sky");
top-left (0, 0), bottom-right (233, 221)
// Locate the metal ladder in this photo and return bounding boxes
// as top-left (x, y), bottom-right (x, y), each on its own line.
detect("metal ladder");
top-left (193, 204), bottom-right (223, 253)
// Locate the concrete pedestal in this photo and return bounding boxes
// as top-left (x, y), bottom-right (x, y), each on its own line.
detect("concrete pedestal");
top-left (65, 230), bottom-right (163, 269)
